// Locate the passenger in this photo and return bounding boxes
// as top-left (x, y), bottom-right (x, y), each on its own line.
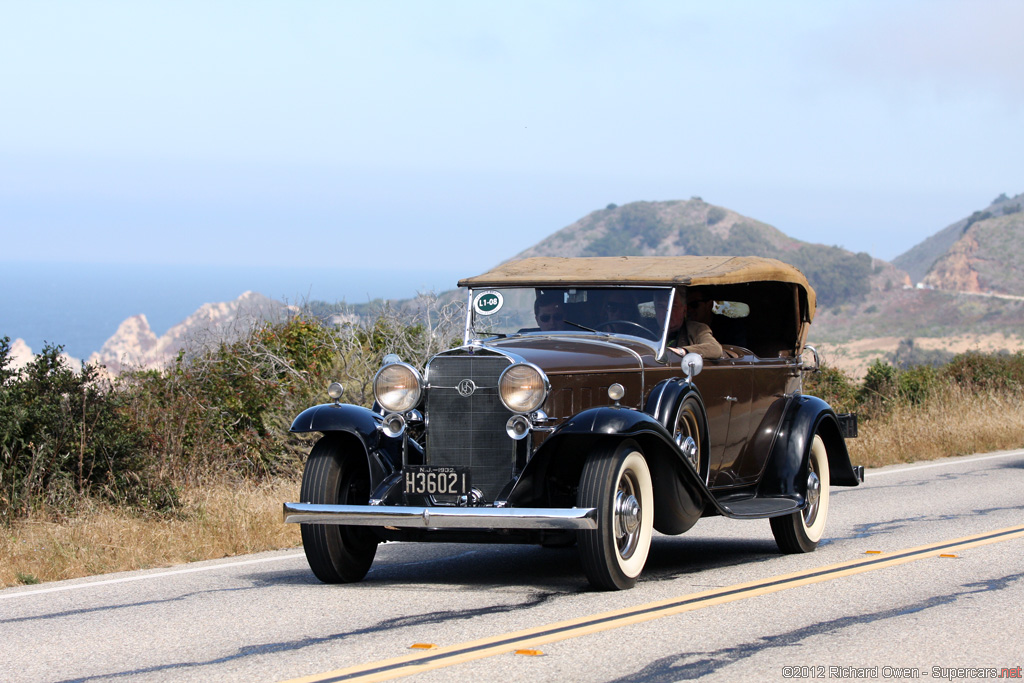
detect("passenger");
top-left (653, 287), bottom-right (723, 358)
top-left (684, 286), bottom-right (714, 326)
top-left (534, 290), bottom-right (567, 331)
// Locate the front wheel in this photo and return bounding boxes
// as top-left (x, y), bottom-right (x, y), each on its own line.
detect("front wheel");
top-left (770, 434), bottom-right (831, 553)
top-left (299, 436), bottom-right (379, 583)
top-left (577, 440), bottom-right (654, 590)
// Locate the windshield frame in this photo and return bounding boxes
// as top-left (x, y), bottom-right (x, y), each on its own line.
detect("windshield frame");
top-left (462, 285), bottom-right (679, 360)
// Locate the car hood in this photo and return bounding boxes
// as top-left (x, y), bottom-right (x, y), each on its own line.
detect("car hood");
top-left (479, 334), bottom-right (653, 375)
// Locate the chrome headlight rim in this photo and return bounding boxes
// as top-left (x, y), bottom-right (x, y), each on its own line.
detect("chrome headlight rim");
top-left (373, 362), bottom-right (423, 413)
top-left (498, 362), bottom-right (550, 414)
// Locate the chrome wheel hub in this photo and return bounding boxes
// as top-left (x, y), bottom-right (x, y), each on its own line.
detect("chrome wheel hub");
top-left (614, 489), bottom-right (641, 558)
top-left (804, 470), bottom-right (821, 526)
top-left (677, 435), bottom-right (698, 472)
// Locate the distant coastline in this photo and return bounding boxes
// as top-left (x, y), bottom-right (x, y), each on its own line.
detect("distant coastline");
top-left (0, 261), bottom-right (465, 361)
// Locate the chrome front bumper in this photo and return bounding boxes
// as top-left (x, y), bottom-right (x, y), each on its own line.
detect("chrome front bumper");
top-left (282, 502), bottom-right (598, 530)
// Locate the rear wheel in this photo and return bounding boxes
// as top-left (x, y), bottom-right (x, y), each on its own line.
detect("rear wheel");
top-left (770, 434), bottom-right (831, 553)
top-left (577, 440), bottom-right (654, 590)
top-left (299, 436), bottom-right (379, 583)
top-left (672, 394), bottom-right (708, 485)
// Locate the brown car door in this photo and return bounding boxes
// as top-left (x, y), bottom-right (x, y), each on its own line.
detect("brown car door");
top-left (721, 355), bottom-right (795, 486)
top-left (699, 359), bottom-right (753, 488)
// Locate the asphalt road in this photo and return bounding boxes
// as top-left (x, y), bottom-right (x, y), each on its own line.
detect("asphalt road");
top-left (3, 449), bottom-right (1024, 683)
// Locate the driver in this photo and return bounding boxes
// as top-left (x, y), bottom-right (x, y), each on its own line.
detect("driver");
top-left (654, 287), bottom-right (723, 358)
top-left (600, 291), bottom-right (641, 333)
top-left (534, 290), bottom-right (567, 331)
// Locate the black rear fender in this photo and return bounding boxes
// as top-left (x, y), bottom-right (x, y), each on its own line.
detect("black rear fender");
top-left (644, 378), bottom-right (702, 430)
top-left (756, 395), bottom-right (861, 504)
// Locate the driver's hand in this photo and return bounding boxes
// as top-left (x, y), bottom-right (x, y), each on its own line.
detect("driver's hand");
top-left (669, 346), bottom-right (687, 356)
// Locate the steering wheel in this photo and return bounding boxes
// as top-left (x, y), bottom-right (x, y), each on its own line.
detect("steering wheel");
top-left (594, 320), bottom-right (657, 339)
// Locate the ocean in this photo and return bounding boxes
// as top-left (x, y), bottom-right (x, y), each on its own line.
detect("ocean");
top-left (0, 262), bottom-right (465, 361)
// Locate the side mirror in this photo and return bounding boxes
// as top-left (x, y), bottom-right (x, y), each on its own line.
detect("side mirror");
top-left (682, 352), bottom-right (703, 381)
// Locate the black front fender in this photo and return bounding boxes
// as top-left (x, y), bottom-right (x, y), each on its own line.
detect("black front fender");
top-left (505, 406), bottom-right (709, 535)
top-left (291, 403), bottom-right (382, 448)
top-left (291, 403), bottom-right (406, 493)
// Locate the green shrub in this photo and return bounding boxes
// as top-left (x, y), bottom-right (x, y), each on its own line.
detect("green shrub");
top-left (861, 359), bottom-right (897, 398)
top-left (804, 364), bottom-right (859, 413)
top-left (706, 207), bottom-right (727, 226)
top-left (0, 338), bottom-right (157, 521)
top-left (897, 365), bottom-right (940, 405)
top-left (1, 299), bottom-right (467, 522)
top-left (942, 351), bottom-right (1024, 391)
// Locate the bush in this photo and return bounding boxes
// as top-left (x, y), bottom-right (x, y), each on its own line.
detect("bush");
top-left (942, 351), bottom-right (1024, 391)
top-left (811, 351), bottom-right (1024, 422)
top-left (0, 338), bottom-right (158, 521)
top-left (897, 365), bottom-right (940, 405)
top-left (706, 207), bottom-right (727, 226)
top-left (860, 359), bottom-right (898, 407)
top-left (2, 294), bottom-right (465, 522)
top-left (803, 364), bottom-right (859, 413)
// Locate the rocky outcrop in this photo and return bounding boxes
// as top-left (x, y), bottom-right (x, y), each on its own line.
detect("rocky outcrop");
top-left (89, 315), bottom-right (161, 374)
top-left (6, 338), bottom-right (83, 373)
top-left (8, 338), bottom-right (35, 369)
top-left (89, 291), bottom-right (295, 375)
top-left (922, 234), bottom-right (982, 293)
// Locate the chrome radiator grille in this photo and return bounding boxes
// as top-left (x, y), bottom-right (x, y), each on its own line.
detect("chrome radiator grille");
top-left (425, 353), bottom-right (514, 502)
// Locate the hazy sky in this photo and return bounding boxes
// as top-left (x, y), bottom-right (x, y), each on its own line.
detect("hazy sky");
top-left (3, 1), bottom-right (1023, 273)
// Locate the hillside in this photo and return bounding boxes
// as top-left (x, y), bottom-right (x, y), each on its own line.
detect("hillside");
top-left (511, 198), bottom-right (904, 308)
top-left (810, 192), bottom-right (1024, 375)
top-left (920, 196), bottom-right (1024, 295)
top-left (893, 192), bottom-right (1024, 287)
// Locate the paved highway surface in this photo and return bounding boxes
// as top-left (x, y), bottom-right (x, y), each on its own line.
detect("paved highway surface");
top-left (2, 450), bottom-right (1023, 682)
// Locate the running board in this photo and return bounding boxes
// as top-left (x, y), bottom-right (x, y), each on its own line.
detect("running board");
top-left (714, 496), bottom-right (801, 519)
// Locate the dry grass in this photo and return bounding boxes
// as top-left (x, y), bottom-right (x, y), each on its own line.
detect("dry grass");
top-left (849, 385), bottom-right (1024, 468)
top-left (4, 385), bottom-right (1024, 588)
top-left (1, 477), bottom-right (301, 588)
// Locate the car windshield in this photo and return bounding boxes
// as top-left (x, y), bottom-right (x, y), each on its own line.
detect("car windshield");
top-left (466, 287), bottom-right (671, 341)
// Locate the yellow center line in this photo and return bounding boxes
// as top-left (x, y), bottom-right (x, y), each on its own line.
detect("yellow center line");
top-left (281, 525), bottom-right (1024, 683)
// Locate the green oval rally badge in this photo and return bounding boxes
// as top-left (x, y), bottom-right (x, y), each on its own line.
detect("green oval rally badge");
top-left (473, 291), bottom-right (503, 316)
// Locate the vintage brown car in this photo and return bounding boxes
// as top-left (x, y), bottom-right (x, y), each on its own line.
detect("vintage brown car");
top-left (283, 256), bottom-right (862, 590)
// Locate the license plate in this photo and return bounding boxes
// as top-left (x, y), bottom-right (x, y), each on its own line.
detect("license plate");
top-left (403, 466), bottom-right (471, 496)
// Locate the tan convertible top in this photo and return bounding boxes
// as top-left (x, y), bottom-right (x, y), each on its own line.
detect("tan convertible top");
top-left (459, 256), bottom-right (816, 314)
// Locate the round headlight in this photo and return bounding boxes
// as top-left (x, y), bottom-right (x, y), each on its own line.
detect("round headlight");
top-left (373, 363), bottom-right (422, 413)
top-left (498, 363), bottom-right (549, 414)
